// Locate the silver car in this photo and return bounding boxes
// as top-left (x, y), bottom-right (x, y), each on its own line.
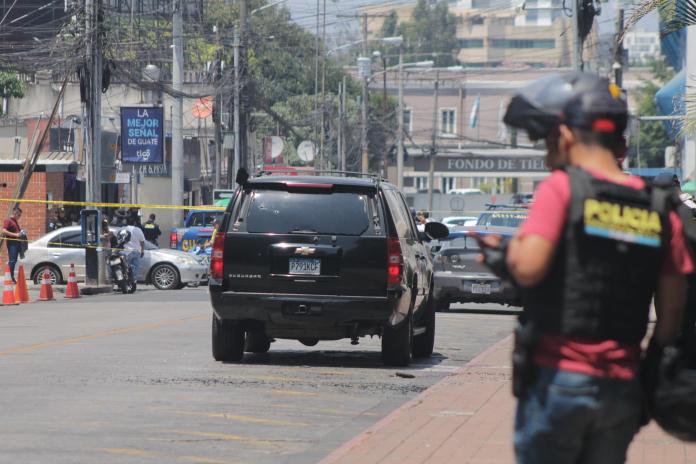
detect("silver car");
top-left (20, 226), bottom-right (208, 290)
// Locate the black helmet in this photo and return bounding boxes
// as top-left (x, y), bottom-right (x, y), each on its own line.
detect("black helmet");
top-left (503, 72), bottom-right (627, 141)
top-left (116, 228), bottom-right (131, 247)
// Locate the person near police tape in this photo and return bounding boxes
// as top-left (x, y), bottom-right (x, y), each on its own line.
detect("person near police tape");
top-left (474, 73), bottom-right (693, 464)
top-left (123, 216), bottom-right (145, 284)
top-left (142, 213), bottom-right (161, 246)
top-left (2, 206), bottom-right (24, 283)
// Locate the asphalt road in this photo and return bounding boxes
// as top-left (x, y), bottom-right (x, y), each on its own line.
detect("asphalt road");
top-left (0, 288), bottom-right (515, 464)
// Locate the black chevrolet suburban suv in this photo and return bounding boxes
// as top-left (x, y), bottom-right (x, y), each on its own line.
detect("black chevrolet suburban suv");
top-left (209, 174), bottom-right (448, 366)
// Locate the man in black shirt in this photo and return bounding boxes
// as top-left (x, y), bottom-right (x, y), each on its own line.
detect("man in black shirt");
top-left (142, 213), bottom-right (162, 246)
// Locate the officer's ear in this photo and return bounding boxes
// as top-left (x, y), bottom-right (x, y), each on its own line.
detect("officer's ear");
top-left (558, 125), bottom-right (576, 155)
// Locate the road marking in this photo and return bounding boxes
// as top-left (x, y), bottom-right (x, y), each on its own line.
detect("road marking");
top-left (166, 430), bottom-right (277, 448)
top-left (102, 448), bottom-right (158, 457)
top-left (101, 448), bottom-right (242, 464)
top-left (272, 404), bottom-right (352, 416)
top-left (167, 410), bottom-right (309, 427)
top-left (270, 389), bottom-right (318, 397)
top-left (0, 315), bottom-right (207, 357)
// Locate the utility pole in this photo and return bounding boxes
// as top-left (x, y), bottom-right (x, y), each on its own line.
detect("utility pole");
top-left (85, 0), bottom-right (102, 203)
top-left (361, 13), bottom-right (369, 174)
top-left (613, 8), bottom-right (625, 88)
top-left (337, 81), bottom-right (342, 172)
top-left (341, 75), bottom-right (347, 171)
top-left (233, 28), bottom-right (241, 186)
top-left (571, 0), bottom-right (582, 70)
top-left (428, 71), bottom-right (439, 215)
top-left (313, 0), bottom-right (320, 160)
top-left (172, 0), bottom-right (184, 225)
top-left (213, 45), bottom-right (222, 190)
top-left (396, 45), bottom-right (404, 190)
top-left (239, 0), bottom-right (248, 175)
top-left (319, 0), bottom-right (326, 170)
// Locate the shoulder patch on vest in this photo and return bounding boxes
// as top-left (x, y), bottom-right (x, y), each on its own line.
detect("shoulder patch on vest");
top-left (583, 198), bottom-right (662, 247)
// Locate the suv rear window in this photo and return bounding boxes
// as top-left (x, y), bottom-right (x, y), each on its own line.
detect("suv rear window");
top-left (242, 190), bottom-right (372, 236)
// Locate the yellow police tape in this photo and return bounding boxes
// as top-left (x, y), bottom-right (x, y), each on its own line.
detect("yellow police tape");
top-left (0, 198), bottom-right (227, 211)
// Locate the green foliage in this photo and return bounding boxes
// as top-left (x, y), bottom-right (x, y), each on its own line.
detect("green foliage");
top-left (0, 72), bottom-right (26, 114)
top-left (629, 60), bottom-right (674, 167)
top-left (397, 0), bottom-right (461, 67)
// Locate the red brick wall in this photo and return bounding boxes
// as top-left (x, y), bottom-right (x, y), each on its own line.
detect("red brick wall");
top-left (0, 171), bottom-right (55, 265)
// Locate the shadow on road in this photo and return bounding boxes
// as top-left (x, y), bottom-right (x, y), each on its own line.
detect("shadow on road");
top-left (227, 348), bottom-right (449, 371)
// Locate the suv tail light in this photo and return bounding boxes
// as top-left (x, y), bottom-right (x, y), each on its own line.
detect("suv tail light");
top-left (210, 232), bottom-right (226, 281)
top-left (170, 231), bottom-right (178, 248)
top-left (387, 237), bottom-right (403, 286)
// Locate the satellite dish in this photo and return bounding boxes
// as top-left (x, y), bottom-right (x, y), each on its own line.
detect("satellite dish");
top-left (297, 141), bottom-right (315, 162)
top-left (270, 136), bottom-right (284, 159)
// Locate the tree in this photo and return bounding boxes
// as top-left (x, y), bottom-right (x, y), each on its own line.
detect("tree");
top-left (628, 58), bottom-right (675, 167)
top-left (0, 72), bottom-right (26, 115)
top-left (397, 0), bottom-right (460, 67)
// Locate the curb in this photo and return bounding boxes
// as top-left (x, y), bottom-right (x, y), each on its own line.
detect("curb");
top-left (318, 334), bottom-right (514, 464)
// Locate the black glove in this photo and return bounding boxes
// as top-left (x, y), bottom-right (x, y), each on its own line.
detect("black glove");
top-left (480, 237), bottom-right (515, 282)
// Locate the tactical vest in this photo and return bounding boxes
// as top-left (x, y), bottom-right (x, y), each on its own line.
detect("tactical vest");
top-left (522, 167), bottom-right (670, 344)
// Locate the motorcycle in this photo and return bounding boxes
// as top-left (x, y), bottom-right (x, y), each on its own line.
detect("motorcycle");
top-left (109, 229), bottom-right (137, 294)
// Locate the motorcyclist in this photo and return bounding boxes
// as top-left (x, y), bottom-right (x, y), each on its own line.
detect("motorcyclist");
top-left (122, 216), bottom-right (145, 284)
top-left (477, 73), bottom-right (693, 463)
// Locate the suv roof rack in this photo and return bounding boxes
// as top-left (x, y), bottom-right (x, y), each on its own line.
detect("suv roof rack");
top-left (257, 169), bottom-right (386, 182)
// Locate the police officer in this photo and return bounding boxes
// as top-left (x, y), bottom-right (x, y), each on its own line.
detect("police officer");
top-left (142, 213), bottom-right (161, 246)
top-left (477, 73), bottom-right (693, 463)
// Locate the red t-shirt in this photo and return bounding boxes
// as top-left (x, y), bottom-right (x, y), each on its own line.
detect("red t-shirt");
top-left (518, 168), bottom-right (694, 379)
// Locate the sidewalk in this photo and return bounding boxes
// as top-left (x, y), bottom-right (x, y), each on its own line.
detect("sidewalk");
top-left (320, 336), bottom-right (696, 464)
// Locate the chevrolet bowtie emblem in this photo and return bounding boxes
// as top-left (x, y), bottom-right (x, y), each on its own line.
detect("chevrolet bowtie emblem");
top-left (295, 246), bottom-right (316, 256)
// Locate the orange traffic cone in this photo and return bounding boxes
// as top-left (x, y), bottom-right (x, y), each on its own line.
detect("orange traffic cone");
top-left (2, 264), bottom-right (17, 305)
top-left (65, 263), bottom-right (80, 299)
top-left (14, 265), bottom-right (30, 303)
top-left (38, 269), bottom-right (55, 301)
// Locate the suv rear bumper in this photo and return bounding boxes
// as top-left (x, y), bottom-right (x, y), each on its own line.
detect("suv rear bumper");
top-left (210, 290), bottom-right (396, 338)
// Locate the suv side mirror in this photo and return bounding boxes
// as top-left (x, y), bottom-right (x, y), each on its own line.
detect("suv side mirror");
top-left (419, 222), bottom-right (449, 242)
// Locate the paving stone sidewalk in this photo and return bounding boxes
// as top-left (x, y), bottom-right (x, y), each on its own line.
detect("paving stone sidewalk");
top-left (320, 336), bottom-right (696, 464)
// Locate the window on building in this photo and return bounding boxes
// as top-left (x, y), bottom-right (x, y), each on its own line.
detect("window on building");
top-left (490, 39), bottom-right (555, 49)
top-left (440, 108), bottom-right (456, 136)
top-left (459, 39), bottom-right (484, 48)
top-left (415, 177), bottom-right (429, 191)
top-left (403, 108), bottom-right (413, 134)
top-left (441, 177), bottom-right (455, 193)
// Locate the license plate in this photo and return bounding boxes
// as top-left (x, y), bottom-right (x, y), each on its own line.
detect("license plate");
top-left (471, 283), bottom-right (491, 294)
top-left (289, 258), bottom-right (321, 275)
top-left (115, 269), bottom-right (123, 280)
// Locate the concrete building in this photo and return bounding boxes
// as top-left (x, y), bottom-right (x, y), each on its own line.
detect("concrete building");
top-left (1, 72), bottom-right (217, 237)
top-left (624, 30), bottom-right (661, 65)
top-left (363, 1), bottom-right (583, 68)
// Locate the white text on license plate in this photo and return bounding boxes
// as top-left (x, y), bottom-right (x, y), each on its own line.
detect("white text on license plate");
top-left (289, 258), bottom-right (321, 275)
top-left (471, 283), bottom-right (491, 294)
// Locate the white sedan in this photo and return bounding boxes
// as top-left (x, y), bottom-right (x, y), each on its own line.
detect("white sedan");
top-left (20, 226), bottom-right (208, 290)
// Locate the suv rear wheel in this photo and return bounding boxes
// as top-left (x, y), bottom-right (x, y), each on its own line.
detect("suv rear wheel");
top-left (413, 292), bottom-right (436, 358)
top-left (381, 311), bottom-right (413, 367)
top-left (212, 315), bottom-right (245, 362)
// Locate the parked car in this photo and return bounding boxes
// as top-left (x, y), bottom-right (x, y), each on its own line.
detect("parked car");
top-left (476, 208), bottom-right (528, 228)
top-left (209, 174), bottom-right (449, 366)
top-left (20, 226), bottom-right (209, 290)
top-left (432, 227), bottom-right (520, 310)
top-left (170, 208), bottom-right (225, 251)
top-left (441, 216), bottom-right (478, 228)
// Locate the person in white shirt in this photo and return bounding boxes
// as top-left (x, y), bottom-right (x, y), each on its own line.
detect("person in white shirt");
top-left (123, 217), bottom-right (146, 281)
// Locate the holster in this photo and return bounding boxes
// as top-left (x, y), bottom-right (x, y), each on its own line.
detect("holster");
top-left (512, 320), bottom-right (538, 398)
